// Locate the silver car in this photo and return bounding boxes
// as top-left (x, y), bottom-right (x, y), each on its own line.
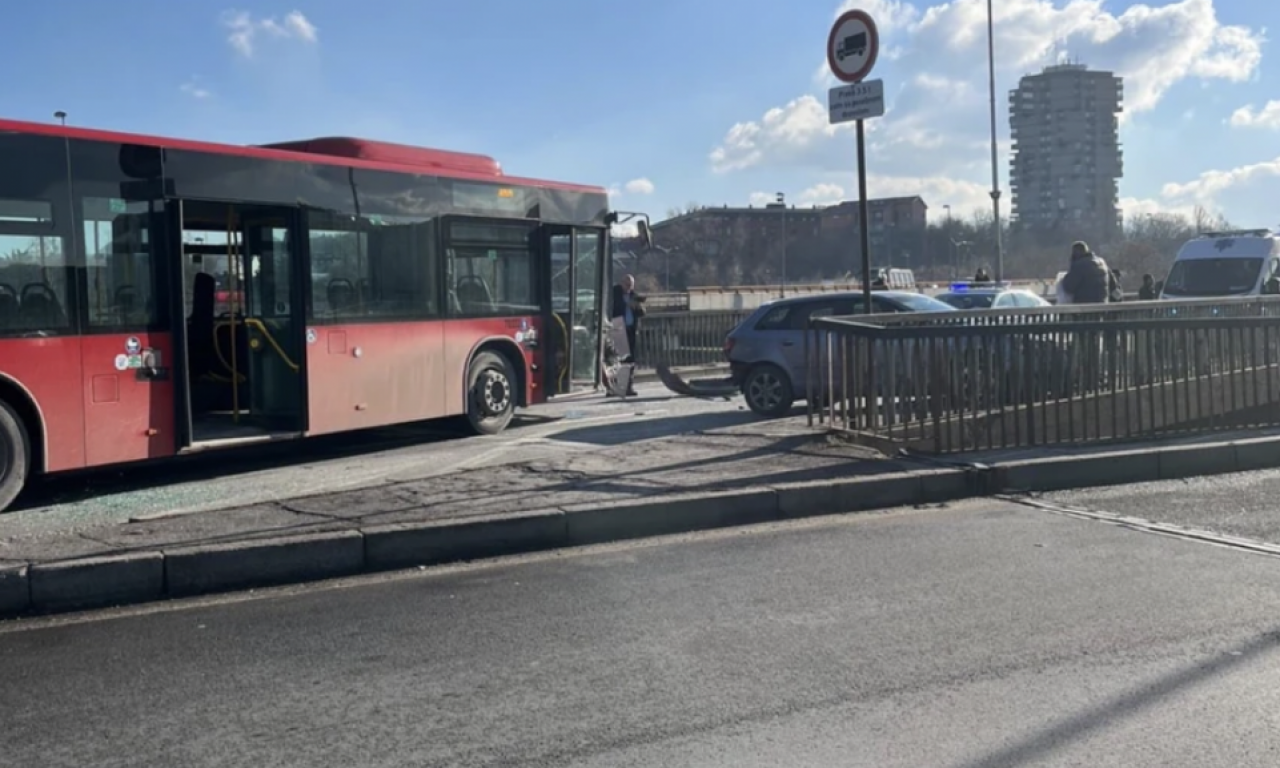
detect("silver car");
top-left (724, 291), bottom-right (956, 417)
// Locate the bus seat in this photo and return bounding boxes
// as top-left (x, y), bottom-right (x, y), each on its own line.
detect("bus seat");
top-left (188, 273), bottom-right (217, 378)
top-left (327, 279), bottom-right (356, 316)
top-left (456, 276), bottom-right (493, 314)
top-left (18, 283), bottom-right (66, 329)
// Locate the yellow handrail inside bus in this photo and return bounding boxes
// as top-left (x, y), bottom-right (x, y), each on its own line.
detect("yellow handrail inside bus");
top-left (212, 317), bottom-right (300, 373)
top-left (552, 312), bottom-right (570, 391)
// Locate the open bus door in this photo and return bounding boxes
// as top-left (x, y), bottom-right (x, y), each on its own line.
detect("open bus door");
top-left (543, 225), bottom-right (608, 396)
top-left (172, 200), bottom-right (308, 449)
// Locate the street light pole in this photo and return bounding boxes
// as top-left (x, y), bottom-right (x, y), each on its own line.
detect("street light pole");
top-left (985, 0), bottom-right (1003, 282)
top-left (777, 191), bottom-right (787, 297)
top-left (943, 204), bottom-right (953, 278)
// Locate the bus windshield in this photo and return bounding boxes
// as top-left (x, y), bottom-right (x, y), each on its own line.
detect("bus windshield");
top-left (1163, 257), bottom-right (1264, 297)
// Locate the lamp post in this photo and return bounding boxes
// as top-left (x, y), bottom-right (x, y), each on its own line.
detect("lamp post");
top-left (54, 111), bottom-right (66, 125)
top-left (943, 204), bottom-right (953, 278)
top-left (777, 191), bottom-right (787, 297)
top-left (985, 0), bottom-right (1004, 281)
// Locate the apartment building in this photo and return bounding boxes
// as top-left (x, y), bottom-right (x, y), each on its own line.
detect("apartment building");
top-left (1009, 63), bottom-right (1123, 239)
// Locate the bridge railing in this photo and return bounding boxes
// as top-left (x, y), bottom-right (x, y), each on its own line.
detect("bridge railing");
top-left (805, 296), bottom-right (1280, 453)
top-left (635, 310), bottom-right (750, 368)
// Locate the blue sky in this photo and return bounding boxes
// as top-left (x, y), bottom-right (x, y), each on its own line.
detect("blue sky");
top-left (5, 0), bottom-right (1277, 231)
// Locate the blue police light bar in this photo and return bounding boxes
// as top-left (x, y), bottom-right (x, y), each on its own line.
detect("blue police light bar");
top-left (950, 280), bottom-right (1011, 292)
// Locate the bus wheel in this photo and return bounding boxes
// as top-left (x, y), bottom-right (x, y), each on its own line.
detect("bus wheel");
top-left (466, 351), bottom-right (517, 436)
top-left (0, 400), bottom-right (30, 513)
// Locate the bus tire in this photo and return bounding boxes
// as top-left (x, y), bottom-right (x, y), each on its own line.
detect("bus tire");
top-left (0, 400), bottom-right (30, 513)
top-left (465, 350), bottom-right (518, 436)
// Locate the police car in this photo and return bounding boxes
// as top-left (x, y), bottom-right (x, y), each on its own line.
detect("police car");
top-left (934, 281), bottom-right (1051, 310)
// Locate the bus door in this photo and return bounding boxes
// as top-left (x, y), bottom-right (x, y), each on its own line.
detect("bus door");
top-left (77, 196), bottom-right (176, 467)
top-left (174, 201), bottom-right (307, 448)
top-left (544, 225), bottom-right (607, 395)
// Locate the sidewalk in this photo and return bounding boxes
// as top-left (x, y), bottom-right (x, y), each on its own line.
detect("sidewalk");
top-left (5, 402), bottom-right (1280, 618)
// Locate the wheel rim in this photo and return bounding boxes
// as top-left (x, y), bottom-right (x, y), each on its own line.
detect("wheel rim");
top-left (476, 368), bottom-right (512, 417)
top-left (747, 371), bottom-right (783, 411)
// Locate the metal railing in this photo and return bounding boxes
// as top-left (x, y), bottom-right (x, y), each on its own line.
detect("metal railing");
top-left (635, 309), bottom-right (749, 368)
top-left (806, 296), bottom-right (1280, 453)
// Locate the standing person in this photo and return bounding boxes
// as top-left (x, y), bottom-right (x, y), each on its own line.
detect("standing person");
top-left (1059, 241), bottom-right (1110, 304)
top-left (609, 274), bottom-right (644, 396)
top-left (973, 267), bottom-right (991, 283)
top-left (1108, 268), bottom-right (1125, 303)
top-left (1138, 273), bottom-right (1157, 300)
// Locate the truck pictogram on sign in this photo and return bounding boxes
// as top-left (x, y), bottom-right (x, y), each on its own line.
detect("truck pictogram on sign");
top-left (836, 32), bottom-right (867, 61)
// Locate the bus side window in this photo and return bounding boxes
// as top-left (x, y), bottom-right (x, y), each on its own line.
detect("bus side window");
top-left (0, 198), bottom-right (71, 335)
top-left (306, 212), bottom-right (439, 323)
top-left (83, 197), bottom-right (161, 330)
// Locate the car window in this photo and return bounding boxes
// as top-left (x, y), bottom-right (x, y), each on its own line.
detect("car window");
top-left (754, 304), bottom-right (793, 331)
top-left (783, 298), bottom-right (863, 330)
top-left (992, 293), bottom-right (1014, 308)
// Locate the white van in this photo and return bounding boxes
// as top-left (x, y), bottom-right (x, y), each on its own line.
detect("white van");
top-left (1160, 229), bottom-right (1280, 299)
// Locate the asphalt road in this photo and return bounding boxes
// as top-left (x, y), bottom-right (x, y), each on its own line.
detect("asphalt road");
top-left (1, 381), bottom-right (749, 537)
top-left (1042, 467), bottom-right (1280, 545)
top-left (6, 499), bottom-right (1280, 767)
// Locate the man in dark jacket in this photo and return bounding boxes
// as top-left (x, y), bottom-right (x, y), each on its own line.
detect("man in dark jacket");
top-left (1059, 241), bottom-right (1110, 304)
top-left (1138, 273), bottom-right (1157, 300)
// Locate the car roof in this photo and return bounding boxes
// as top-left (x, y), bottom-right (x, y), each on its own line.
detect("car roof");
top-left (758, 290), bottom-right (923, 308)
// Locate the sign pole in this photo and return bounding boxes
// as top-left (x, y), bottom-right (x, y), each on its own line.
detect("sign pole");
top-left (856, 119), bottom-right (872, 312)
top-left (826, 8), bottom-right (882, 313)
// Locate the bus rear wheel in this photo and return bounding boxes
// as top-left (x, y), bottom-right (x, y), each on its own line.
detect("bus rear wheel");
top-left (465, 351), bottom-right (518, 436)
top-left (0, 400), bottom-right (30, 513)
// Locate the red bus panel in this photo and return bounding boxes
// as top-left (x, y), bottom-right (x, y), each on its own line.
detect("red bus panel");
top-left (440, 317), bottom-right (544, 409)
top-left (79, 333), bottom-right (175, 466)
top-left (0, 338), bottom-right (86, 472)
top-left (305, 322), bottom-right (448, 435)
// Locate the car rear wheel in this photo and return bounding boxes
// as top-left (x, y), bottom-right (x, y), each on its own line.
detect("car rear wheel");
top-left (742, 364), bottom-right (794, 418)
top-left (0, 400), bottom-right (30, 513)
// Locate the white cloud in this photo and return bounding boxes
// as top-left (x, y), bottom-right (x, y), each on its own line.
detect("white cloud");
top-left (624, 177), bottom-right (655, 194)
top-left (710, 95), bottom-right (854, 173)
top-left (715, 0), bottom-right (1262, 215)
top-left (799, 183), bottom-right (847, 205)
top-left (180, 81), bottom-right (212, 99)
top-left (222, 10), bottom-right (319, 58)
top-left (1118, 196), bottom-right (1197, 221)
top-left (1229, 101), bottom-right (1280, 129)
top-left (1161, 157), bottom-right (1280, 202)
top-left (748, 192), bottom-right (776, 206)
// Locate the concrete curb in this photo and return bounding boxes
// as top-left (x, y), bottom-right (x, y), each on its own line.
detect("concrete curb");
top-left (4, 434), bottom-right (1280, 620)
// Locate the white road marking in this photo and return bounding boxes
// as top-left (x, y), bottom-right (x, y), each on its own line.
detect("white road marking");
top-left (1006, 495), bottom-right (1280, 559)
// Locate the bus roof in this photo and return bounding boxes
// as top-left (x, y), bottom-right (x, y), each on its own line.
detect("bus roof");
top-left (260, 137), bottom-right (502, 176)
top-left (0, 117), bottom-right (605, 195)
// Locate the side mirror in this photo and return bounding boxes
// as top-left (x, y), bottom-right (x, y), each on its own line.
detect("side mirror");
top-left (636, 219), bottom-right (654, 251)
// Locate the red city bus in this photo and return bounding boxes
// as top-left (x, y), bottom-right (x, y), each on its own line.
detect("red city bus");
top-left (0, 117), bottom-right (619, 511)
